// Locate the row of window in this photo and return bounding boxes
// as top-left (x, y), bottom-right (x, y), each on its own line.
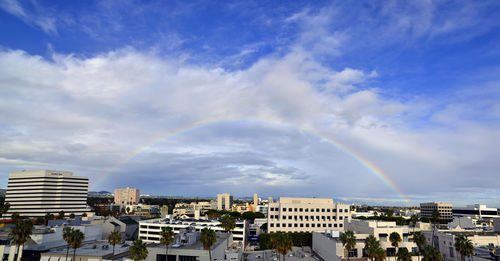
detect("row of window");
top-left (269, 207), bottom-right (349, 213)
top-left (270, 223), bottom-right (343, 228)
top-left (269, 215), bottom-right (349, 221)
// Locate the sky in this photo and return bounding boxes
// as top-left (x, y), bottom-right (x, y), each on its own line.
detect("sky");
top-left (1, 0), bottom-right (500, 207)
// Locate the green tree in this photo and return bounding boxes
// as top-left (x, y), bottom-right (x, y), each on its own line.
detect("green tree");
top-left (220, 215), bottom-right (236, 249)
top-left (431, 209), bottom-right (440, 246)
top-left (108, 231), bottom-right (122, 260)
top-left (58, 210), bottom-right (65, 220)
top-left (70, 229), bottom-right (85, 261)
top-left (271, 232), bottom-right (293, 261)
top-left (81, 213), bottom-right (87, 217)
top-left (454, 235), bottom-right (474, 261)
top-left (422, 245), bottom-right (442, 261)
top-left (390, 232), bottom-right (402, 261)
top-left (0, 202), bottom-right (10, 217)
top-left (397, 248), bottom-right (412, 261)
top-left (206, 209), bottom-right (221, 220)
top-left (63, 227), bottom-right (73, 261)
top-left (160, 227), bottom-right (174, 260)
top-left (375, 247), bottom-right (387, 261)
top-left (411, 215), bottom-right (419, 233)
top-left (11, 212), bottom-right (20, 221)
top-left (69, 213), bottom-right (76, 219)
top-left (413, 231), bottom-right (426, 261)
top-left (9, 219), bottom-right (33, 261)
top-left (365, 235), bottom-right (381, 261)
top-left (200, 228), bottom-right (216, 261)
top-left (341, 231), bottom-right (357, 261)
top-left (386, 209), bottom-right (394, 218)
top-left (129, 239), bottom-right (148, 261)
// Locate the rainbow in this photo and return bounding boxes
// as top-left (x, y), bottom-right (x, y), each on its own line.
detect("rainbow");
top-left (91, 118), bottom-right (410, 204)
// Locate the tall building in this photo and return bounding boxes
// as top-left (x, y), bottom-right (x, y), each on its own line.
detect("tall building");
top-left (420, 202), bottom-right (453, 220)
top-left (114, 187), bottom-right (140, 205)
top-left (253, 193), bottom-right (259, 212)
top-left (217, 193), bottom-right (233, 211)
top-left (5, 170), bottom-right (91, 218)
top-left (453, 204), bottom-right (500, 219)
top-left (267, 197), bottom-right (351, 233)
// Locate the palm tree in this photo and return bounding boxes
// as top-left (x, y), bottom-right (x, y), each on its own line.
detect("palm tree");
top-left (160, 227), bottom-right (174, 261)
top-left (108, 231), bottom-right (122, 260)
top-left (365, 235), bottom-right (381, 261)
top-left (389, 232), bottom-right (402, 261)
top-left (129, 239), bottom-right (148, 261)
top-left (341, 231), bottom-right (357, 261)
top-left (422, 245), bottom-right (442, 261)
top-left (454, 235), bottom-right (474, 261)
top-left (270, 232), bottom-right (293, 261)
top-left (431, 209), bottom-right (440, 247)
top-left (11, 212), bottom-right (20, 221)
top-left (220, 215), bottom-right (236, 249)
top-left (70, 229), bottom-right (85, 261)
top-left (410, 215), bottom-right (419, 234)
top-left (413, 231), bottom-right (426, 261)
top-left (63, 227), bottom-right (73, 261)
top-left (375, 247), bottom-right (387, 261)
top-left (397, 248), bottom-right (412, 261)
top-left (58, 210), bottom-right (66, 220)
top-left (200, 228), bottom-right (216, 261)
top-left (0, 202), bottom-right (10, 217)
top-left (9, 219), bottom-right (33, 261)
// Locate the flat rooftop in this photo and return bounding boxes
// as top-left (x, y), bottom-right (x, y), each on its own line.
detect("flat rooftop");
top-left (45, 241), bottom-right (130, 257)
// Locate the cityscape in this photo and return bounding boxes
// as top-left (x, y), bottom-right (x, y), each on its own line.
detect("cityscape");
top-left (1, 1), bottom-right (500, 261)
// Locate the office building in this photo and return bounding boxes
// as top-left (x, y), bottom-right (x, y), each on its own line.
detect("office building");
top-left (217, 193), bottom-right (233, 211)
top-left (114, 187), bottom-right (140, 205)
top-left (453, 204), bottom-right (500, 219)
top-left (5, 170), bottom-right (91, 218)
top-left (267, 197), bottom-right (351, 233)
top-left (420, 202), bottom-right (453, 220)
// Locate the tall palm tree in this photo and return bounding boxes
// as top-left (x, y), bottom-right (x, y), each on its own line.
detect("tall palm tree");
top-left (422, 245), bottom-right (442, 261)
top-left (454, 235), bottom-right (474, 261)
top-left (397, 248), bottom-right (412, 261)
top-left (129, 239), bottom-right (148, 261)
top-left (389, 232), bottom-right (402, 261)
top-left (9, 219), bottom-right (33, 261)
top-left (63, 227), bottom-right (73, 261)
top-left (413, 231), bottom-right (426, 261)
top-left (220, 215), bottom-right (236, 249)
top-left (431, 209), bottom-right (440, 247)
top-left (200, 228), bottom-right (216, 261)
top-left (365, 235), bottom-right (381, 261)
top-left (108, 231), bottom-right (122, 260)
top-left (70, 229), bottom-right (85, 261)
top-left (341, 231), bottom-right (357, 261)
top-left (270, 232), bottom-right (293, 261)
top-left (410, 215), bottom-right (419, 234)
top-left (375, 247), bottom-right (387, 261)
top-left (160, 227), bottom-right (174, 261)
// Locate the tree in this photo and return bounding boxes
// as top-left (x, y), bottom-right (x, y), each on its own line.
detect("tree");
top-left (386, 209), bottom-right (394, 218)
top-left (341, 231), bottom-right (357, 261)
top-left (271, 232), bottom-right (293, 261)
top-left (108, 231), bottom-right (122, 260)
top-left (431, 209), bottom-right (440, 246)
top-left (454, 235), bottom-right (474, 261)
top-left (375, 247), bottom-right (387, 261)
top-left (397, 248), bottom-right (412, 261)
top-left (81, 213), bottom-right (87, 217)
top-left (11, 212), bottom-right (20, 221)
top-left (413, 231), bottom-right (426, 261)
top-left (9, 219), bottom-right (33, 261)
top-left (411, 215), bottom-right (419, 233)
top-left (200, 228), bottom-right (216, 261)
top-left (69, 213), bottom-right (76, 219)
top-left (422, 245), bottom-right (442, 261)
top-left (365, 235), bottom-right (381, 261)
top-left (220, 215), bottom-right (236, 249)
top-left (70, 229), bottom-right (85, 261)
top-left (129, 239), bottom-right (148, 261)
top-left (390, 232), bottom-right (402, 261)
top-left (206, 209), bottom-right (221, 220)
top-left (242, 211), bottom-right (265, 222)
top-left (58, 210), bottom-right (66, 220)
top-left (160, 227), bottom-right (174, 261)
top-left (0, 202), bottom-right (10, 217)
top-left (63, 227), bottom-right (73, 261)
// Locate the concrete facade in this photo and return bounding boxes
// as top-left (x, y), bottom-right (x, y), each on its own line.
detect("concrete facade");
top-left (114, 187), bottom-right (140, 205)
top-left (420, 202), bottom-right (453, 220)
top-left (217, 193), bottom-right (233, 211)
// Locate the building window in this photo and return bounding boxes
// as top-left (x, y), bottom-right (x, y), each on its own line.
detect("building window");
top-left (270, 223), bottom-right (274, 227)
top-left (276, 224), bottom-right (280, 227)
top-left (306, 224), bottom-right (309, 227)
top-left (311, 209), bottom-right (314, 212)
top-left (340, 224), bottom-right (343, 227)
top-left (345, 209), bottom-right (349, 212)
top-left (312, 224), bottom-right (315, 227)
top-left (283, 208), bottom-right (286, 212)
top-left (294, 224), bottom-right (298, 227)
top-left (300, 208), bottom-right (303, 212)
top-left (300, 224), bottom-right (304, 227)
top-left (328, 224), bottom-right (332, 227)
top-left (323, 224), bottom-right (326, 227)
top-left (289, 216), bottom-right (292, 219)
top-left (334, 224), bottom-right (338, 227)
top-left (283, 216), bottom-right (286, 220)
top-left (294, 208), bottom-right (298, 211)
top-left (305, 208), bottom-right (309, 212)
top-left (327, 209), bottom-right (331, 212)
top-left (289, 208), bottom-right (292, 212)
top-left (322, 208), bottom-right (325, 212)
top-left (288, 223), bottom-right (292, 227)
top-left (340, 216), bottom-right (343, 220)
top-left (316, 208), bottom-right (320, 212)
top-left (340, 209), bottom-right (343, 213)
top-left (449, 247), bottom-right (454, 258)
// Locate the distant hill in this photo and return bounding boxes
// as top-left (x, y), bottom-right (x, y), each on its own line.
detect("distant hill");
top-left (88, 191), bottom-right (113, 197)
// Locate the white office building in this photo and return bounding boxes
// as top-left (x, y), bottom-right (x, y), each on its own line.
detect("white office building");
top-left (5, 170), bottom-right (92, 217)
top-left (267, 197), bottom-right (351, 233)
top-left (453, 204), bottom-right (499, 219)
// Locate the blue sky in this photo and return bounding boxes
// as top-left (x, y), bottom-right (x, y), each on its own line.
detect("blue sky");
top-left (1, 0), bottom-right (500, 206)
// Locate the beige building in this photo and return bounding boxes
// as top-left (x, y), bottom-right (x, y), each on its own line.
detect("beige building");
top-left (217, 193), bottom-right (233, 211)
top-left (253, 193), bottom-right (259, 212)
top-left (114, 187), bottom-right (140, 205)
top-left (267, 197), bottom-right (351, 233)
top-left (421, 202), bottom-right (453, 220)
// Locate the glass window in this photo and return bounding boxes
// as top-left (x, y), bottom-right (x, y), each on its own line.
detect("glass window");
top-left (283, 208), bottom-right (286, 212)
top-left (294, 208), bottom-right (298, 211)
top-left (316, 208), bottom-right (320, 212)
top-left (289, 208), bottom-right (292, 212)
top-left (322, 208), bottom-right (325, 212)
top-left (334, 224), bottom-right (338, 227)
top-left (328, 224), bottom-right (332, 227)
top-left (306, 224), bottom-right (309, 227)
top-left (305, 208), bottom-right (309, 212)
top-left (339, 209), bottom-right (343, 213)
top-left (294, 224), bottom-right (298, 227)
top-left (327, 209), bottom-right (331, 212)
top-left (270, 223), bottom-right (274, 227)
top-left (283, 216), bottom-right (286, 220)
top-left (300, 208), bottom-right (303, 212)
top-left (277, 223), bottom-right (280, 227)
top-left (311, 224), bottom-right (315, 227)
top-left (288, 223), bottom-right (292, 227)
top-left (340, 224), bottom-right (343, 227)
top-left (340, 216), bottom-right (343, 220)
top-left (300, 224), bottom-right (304, 227)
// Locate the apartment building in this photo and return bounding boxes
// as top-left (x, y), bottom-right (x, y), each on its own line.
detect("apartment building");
top-left (114, 187), bottom-right (140, 205)
top-left (217, 193), bottom-right (233, 211)
top-left (267, 197), bottom-right (351, 233)
top-left (5, 170), bottom-right (91, 218)
top-left (138, 218), bottom-right (247, 246)
top-left (420, 202), bottom-right (453, 220)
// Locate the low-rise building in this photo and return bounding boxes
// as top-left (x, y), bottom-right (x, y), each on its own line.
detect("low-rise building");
top-left (138, 218), bottom-right (247, 247)
top-left (267, 197), bottom-right (351, 233)
top-left (453, 204), bottom-right (500, 220)
top-left (40, 240), bottom-right (130, 261)
top-left (102, 216), bottom-right (140, 241)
